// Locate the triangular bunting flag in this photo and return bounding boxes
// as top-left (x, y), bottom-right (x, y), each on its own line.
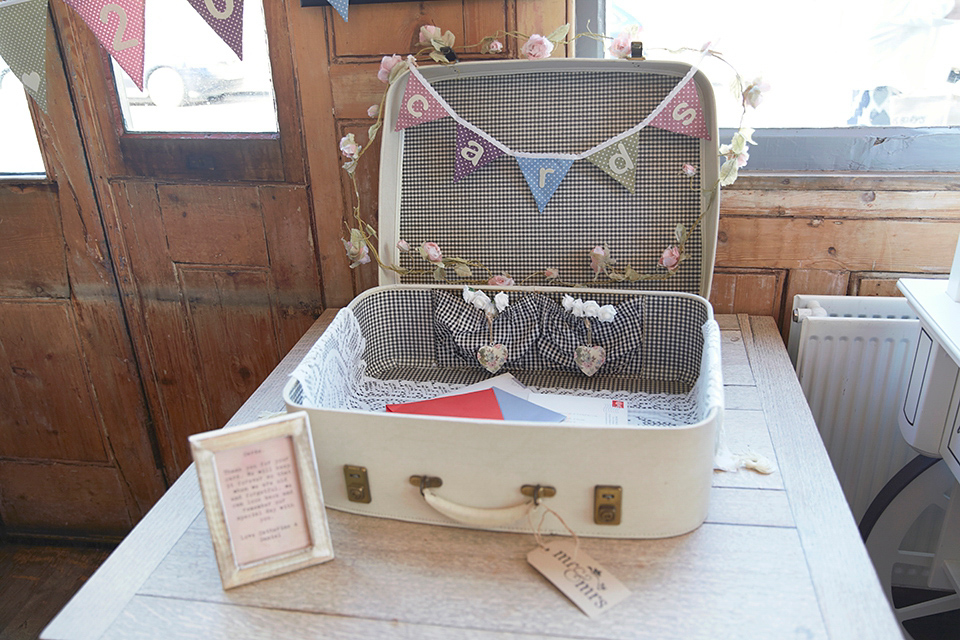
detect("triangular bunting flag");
top-left (517, 157), bottom-right (574, 213)
top-left (649, 79), bottom-right (710, 140)
top-left (65, 0), bottom-right (145, 90)
top-left (327, 0), bottom-right (347, 21)
top-left (186, 0), bottom-right (244, 60)
top-left (586, 132), bottom-right (641, 193)
top-left (454, 124), bottom-right (504, 182)
top-left (394, 72), bottom-right (449, 131)
top-left (0, 0), bottom-right (48, 113)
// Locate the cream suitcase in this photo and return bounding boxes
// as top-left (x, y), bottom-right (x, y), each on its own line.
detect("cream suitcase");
top-left (284, 59), bottom-right (723, 538)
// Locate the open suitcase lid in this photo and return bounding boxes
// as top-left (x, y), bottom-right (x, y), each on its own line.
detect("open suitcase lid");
top-left (377, 58), bottom-right (719, 297)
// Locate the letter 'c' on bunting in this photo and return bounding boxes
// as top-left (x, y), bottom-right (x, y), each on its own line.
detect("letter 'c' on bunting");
top-left (395, 72), bottom-right (451, 131)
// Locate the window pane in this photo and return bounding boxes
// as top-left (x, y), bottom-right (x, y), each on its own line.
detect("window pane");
top-left (607, 0), bottom-right (960, 129)
top-left (113, 0), bottom-right (278, 134)
top-left (0, 64), bottom-right (45, 176)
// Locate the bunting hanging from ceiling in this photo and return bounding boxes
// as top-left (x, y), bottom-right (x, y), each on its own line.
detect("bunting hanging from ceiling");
top-left (186, 0), bottom-right (244, 60)
top-left (65, 0), bottom-right (145, 90)
top-left (396, 57), bottom-right (709, 212)
top-left (0, 0), bottom-right (49, 113)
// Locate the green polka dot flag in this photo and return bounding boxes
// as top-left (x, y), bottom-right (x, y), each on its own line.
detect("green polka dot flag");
top-left (0, 0), bottom-right (48, 113)
top-left (585, 131), bottom-right (641, 194)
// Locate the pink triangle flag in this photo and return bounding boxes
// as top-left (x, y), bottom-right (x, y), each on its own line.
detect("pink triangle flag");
top-left (649, 80), bottom-right (710, 140)
top-left (65, 0), bottom-right (145, 90)
top-left (394, 72), bottom-right (450, 131)
top-left (186, 0), bottom-right (244, 60)
top-left (454, 124), bottom-right (504, 182)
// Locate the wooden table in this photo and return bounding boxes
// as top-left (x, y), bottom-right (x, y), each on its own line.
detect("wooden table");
top-left (42, 314), bottom-right (902, 640)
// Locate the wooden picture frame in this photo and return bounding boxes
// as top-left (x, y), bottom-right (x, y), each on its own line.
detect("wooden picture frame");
top-left (189, 411), bottom-right (334, 589)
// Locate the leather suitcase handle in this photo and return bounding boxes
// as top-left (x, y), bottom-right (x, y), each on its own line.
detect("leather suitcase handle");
top-left (421, 488), bottom-right (535, 527)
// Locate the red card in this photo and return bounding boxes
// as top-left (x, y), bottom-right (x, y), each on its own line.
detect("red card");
top-left (386, 388), bottom-right (504, 420)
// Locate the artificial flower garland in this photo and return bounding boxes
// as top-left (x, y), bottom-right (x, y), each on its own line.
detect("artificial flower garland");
top-left (339, 23), bottom-right (767, 288)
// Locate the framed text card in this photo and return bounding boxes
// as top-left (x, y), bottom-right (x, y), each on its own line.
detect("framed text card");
top-left (189, 411), bottom-right (334, 589)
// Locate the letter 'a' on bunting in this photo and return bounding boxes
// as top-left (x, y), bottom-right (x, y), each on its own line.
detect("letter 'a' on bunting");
top-left (454, 124), bottom-right (505, 182)
top-left (394, 72), bottom-right (450, 131)
top-left (65, 0), bottom-right (146, 90)
top-left (516, 157), bottom-right (575, 213)
top-left (586, 131), bottom-right (640, 193)
top-left (0, 0), bottom-right (48, 113)
top-left (186, 0), bottom-right (244, 60)
top-left (649, 79), bottom-right (710, 140)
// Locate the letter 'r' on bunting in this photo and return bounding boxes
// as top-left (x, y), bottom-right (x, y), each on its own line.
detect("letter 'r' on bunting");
top-left (649, 80), bottom-right (710, 140)
top-left (454, 124), bottom-right (505, 182)
top-left (516, 157), bottom-right (575, 213)
top-left (394, 73), bottom-right (450, 131)
top-left (586, 131), bottom-right (640, 193)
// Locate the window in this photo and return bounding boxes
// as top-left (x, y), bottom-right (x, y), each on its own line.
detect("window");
top-left (586, 0), bottom-right (960, 171)
top-left (111, 0), bottom-right (277, 134)
top-left (0, 65), bottom-right (45, 176)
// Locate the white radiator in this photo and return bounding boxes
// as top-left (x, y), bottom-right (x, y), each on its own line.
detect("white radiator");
top-left (789, 295), bottom-right (919, 523)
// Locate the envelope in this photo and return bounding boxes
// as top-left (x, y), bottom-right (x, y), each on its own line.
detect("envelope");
top-left (385, 387), bottom-right (566, 423)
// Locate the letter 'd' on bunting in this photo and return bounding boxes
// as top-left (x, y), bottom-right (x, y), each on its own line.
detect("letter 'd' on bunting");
top-left (395, 73), bottom-right (450, 131)
top-left (648, 80), bottom-right (710, 140)
top-left (586, 131), bottom-right (640, 193)
top-left (454, 124), bottom-right (505, 182)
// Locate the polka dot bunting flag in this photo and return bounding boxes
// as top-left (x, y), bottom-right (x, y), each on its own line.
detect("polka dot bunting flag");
top-left (395, 72), bottom-right (450, 131)
top-left (516, 156), bottom-right (575, 213)
top-left (454, 123), bottom-right (505, 182)
top-left (186, 0), bottom-right (244, 60)
top-left (327, 0), bottom-right (348, 22)
top-left (648, 80), bottom-right (710, 140)
top-left (64, 0), bottom-right (145, 90)
top-left (0, 0), bottom-right (48, 113)
top-left (585, 131), bottom-right (641, 193)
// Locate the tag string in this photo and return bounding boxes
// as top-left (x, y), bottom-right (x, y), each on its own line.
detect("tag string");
top-left (529, 503), bottom-right (581, 561)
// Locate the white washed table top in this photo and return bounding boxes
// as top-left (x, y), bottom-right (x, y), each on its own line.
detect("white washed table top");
top-left (42, 314), bottom-right (901, 640)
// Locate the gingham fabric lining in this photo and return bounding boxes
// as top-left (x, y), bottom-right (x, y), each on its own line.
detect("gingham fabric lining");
top-left (349, 287), bottom-right (704, 386)
top-left (395, 70), bottom-right (704, 294)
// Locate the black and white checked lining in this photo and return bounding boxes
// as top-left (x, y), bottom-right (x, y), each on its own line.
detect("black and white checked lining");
top-left (393, 69), bottom-right (708, 295)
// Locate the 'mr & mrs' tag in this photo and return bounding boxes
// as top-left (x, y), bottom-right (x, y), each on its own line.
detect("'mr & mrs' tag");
top-left (527, 539), bottom-right (631, 618)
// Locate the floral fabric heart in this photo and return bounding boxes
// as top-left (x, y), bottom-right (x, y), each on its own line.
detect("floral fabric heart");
top-left (574, 345), bottom-right (606, 377)
top-left (477, 344), bottom-right (508, 374)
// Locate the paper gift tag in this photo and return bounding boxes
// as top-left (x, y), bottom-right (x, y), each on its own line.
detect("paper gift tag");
top-left (527, 539), bottom-right (630, 618)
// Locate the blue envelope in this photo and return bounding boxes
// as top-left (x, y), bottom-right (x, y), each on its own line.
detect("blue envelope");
top-left (492, 387), bottom-right (566, 423)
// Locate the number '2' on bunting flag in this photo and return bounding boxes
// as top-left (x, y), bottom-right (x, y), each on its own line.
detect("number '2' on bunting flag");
top-left (65, 0), bottom-right (145, 90)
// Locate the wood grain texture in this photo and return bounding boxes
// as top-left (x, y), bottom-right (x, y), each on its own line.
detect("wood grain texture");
top-left (710, 268), bottom-right (786, 324)
top-left (0, 461), bottom-right (131, 535)
top-left (0, 186), bottom-right (68, 299)
top-left (134, 511), bottom-right (826, 640)
top-left (731, 173), bottom-right (960, 192)
top-left (848, 272), bottom-right (948, 297)
top-left (721, 189), bottom-right (960, 219)
top-left (741, 314), bottom-right (902, 640)
top-left (780, 269), bottom-right (850, 338)
top-left (717, 216), bottom-right (960, 272)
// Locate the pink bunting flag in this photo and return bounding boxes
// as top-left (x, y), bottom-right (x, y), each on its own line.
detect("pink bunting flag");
top-left (65, 0), bottom-right (145, 90)
top-left (186, 0), bottom-right (244, 60)
top-left (394, 72), bottom-right (450, 131)
top-left (649, 80), bottom-right (710, 140)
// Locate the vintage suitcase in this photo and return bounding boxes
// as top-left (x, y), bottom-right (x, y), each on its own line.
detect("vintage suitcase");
top-left (284, 58), bottom-right (723, 538)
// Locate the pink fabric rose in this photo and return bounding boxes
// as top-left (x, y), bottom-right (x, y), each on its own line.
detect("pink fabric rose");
top-left (659, 246), bottom-right (682, 272)
top-left (419, 25), bottom-right (442, 45)
top-left (487, 39), bottom-right (504, 53)
top-left (608, 32), bottom-right (632, 59)
top-left (521, 34), bottom-right (554, 60)
top-left (419, 241), bottom-right (443, 264)
top-left (339, 133), bottom-right (360, 158)
top-left (487, 275), bottom-right (515, 287)
top-left (342, 229), bottom-right (371, 268)
top-left (377, 54), bottom-right (403, 83)
top-left (742, 78), bottom-right (770, 109)
top-left (681, 163), bottom-right (697, 176)
top-left (544, 267), bottom-right (559, 280)
top-left (367, 104), bottom-right (380, 118)
top-left (397, 239), bottom-right (410, 252)
top-left (589, 245), bottom-right (609, 275)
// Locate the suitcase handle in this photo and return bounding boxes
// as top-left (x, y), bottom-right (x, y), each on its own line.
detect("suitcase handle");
top-left (421, 488), bottom-right (535, 527)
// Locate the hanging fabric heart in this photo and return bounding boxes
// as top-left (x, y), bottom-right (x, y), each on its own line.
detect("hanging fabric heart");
top-left (574, 345), bottom-right (606, 377)
top-left (477, 344), bottom-right (508, 374)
